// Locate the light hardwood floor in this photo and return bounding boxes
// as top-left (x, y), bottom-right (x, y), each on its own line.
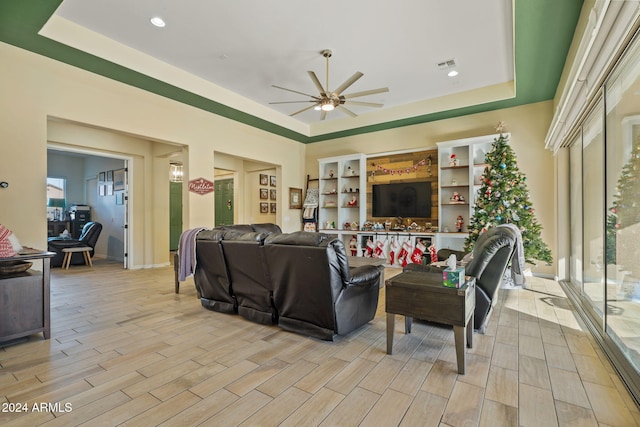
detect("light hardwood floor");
top-left (1, 260), bottom-right (639, 426)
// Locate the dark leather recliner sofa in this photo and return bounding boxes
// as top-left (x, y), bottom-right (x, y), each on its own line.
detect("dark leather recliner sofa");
top-left (192, 225), bottom-right (382, 340)
top-left (404, 225), bottom-right (517, 332)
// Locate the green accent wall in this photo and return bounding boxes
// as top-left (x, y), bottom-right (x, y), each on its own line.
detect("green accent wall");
top-left (0, 0), bottom-right (583, 143)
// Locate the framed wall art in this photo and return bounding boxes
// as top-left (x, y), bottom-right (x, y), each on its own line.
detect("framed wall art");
top-left (289, 187), bottom-right (302, 209)
top-left (260, 174), bottom-right (268, 185)
top-left (270, 203), bottom-right (277, 213)
top-left (113, 169), bottom-right (126, 191)
top-left (270, 189), bottom-right (276, 200)
top-left (260, 202), bottom-right (268, 213)
top-left (270, 175), bottom-right (276, 187)
top-left (260, 188), bottom-right (268, 199)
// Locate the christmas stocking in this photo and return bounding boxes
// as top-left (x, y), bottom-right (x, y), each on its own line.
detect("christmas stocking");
top-left (411, 240), bottom-right (426, 264)
top-left (365, 238), bottom-right (375, 257)
top-left (373, 240), bottom-right (384, 258)
top-left (428, 245), bottom-right (438, 263)
top-left (389, 239), bottom-right (399, 265)
top-left (397, 241), bottom-right (411, 267)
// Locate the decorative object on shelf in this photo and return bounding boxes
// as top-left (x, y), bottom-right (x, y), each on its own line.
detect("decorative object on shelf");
top-left (427, 154), bottom-right (433, 176)
top-left (324, 221), bottom-right (335, 229)
top-left (347, 196), bottom-right (357, 207)
top-left (449, 154), bottom-right (458, 166)
top-left (450, 192), bottom-right (465, 203)
top-left (455, 215), bottom-right (464, 232)
top-left (451, 178), bottom-right (457, 186)
top-left (345, 165), bottom-right (357, 176)
top-left (324, 200), bottom-right (336, 208)
top-left (350, 221), bottom-right (359, 231)
top-left (349, 236), bottom-right (357, 256)
top-left (464, 132), bottom-right (552, 264)
top-left (328, 169), bottom-right (334, 178)
top-left (371, 159), bottom-right (428, 176)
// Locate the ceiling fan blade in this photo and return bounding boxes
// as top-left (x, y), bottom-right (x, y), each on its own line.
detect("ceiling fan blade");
top-left (345, 100), bottom-right (384, 108)
top-left (289, 104), bottom-right (318, 117)
top-left (343, 87), bottom-right (389, 99)
top-left (337, 105), bottom-right (358, 117)
top-left (333, 72), bottom-right (364, 96)
top-left (269, 100), bottom-right (317, 104)
top-left (320, 110), bottom-right (327, 121)
top-left (272, 85), bottom-right (319, 99)
top-left (307, 71), bottom-right (326, 96)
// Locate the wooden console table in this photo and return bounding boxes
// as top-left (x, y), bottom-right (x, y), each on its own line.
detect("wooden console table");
top-left (0, 250), bottom-right (55, 344)
top-left (385, 270), bottom-right (475, 374)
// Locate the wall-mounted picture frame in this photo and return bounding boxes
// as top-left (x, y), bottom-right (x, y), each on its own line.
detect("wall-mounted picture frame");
top-left (270, 175), bottom-right (277, 187)
top-left (98, 184), bottom-right (105, 197)
top-left (259, 174), bottom-right (268, 185)
top-left (106, 170), bottom-right (114, 182)
top-left (270, 189), bottom-right (276, 200)
top-left (115, 191), bottom-right (125, 205)
top-left (289, 187), bottom-right (302, 209)
top-left (106, 183), bottom-right (114, 196)
top-left (113, 169), bottom-right (125, 191)
top-left (260, 188), bottom-right (268, 199)
top-left (99, 172), bottom-right (106, 182)
top-left (270, 203), bottom-right (277, 213)
top-left (260, 202), bottom-right (268, 213)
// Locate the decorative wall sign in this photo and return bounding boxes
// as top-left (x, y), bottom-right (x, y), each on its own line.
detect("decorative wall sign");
top-left (188, 177), bottom-right (214, 195)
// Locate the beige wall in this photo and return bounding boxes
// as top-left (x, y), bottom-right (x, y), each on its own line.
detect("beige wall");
top-left (305, 101), bottom-right (557, 276)
top-left (0, 42), bottom-right (305, 269)
top-left (0, 40), bottom-right (557, 275)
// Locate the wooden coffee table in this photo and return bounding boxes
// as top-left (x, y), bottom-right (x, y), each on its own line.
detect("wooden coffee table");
top-left (385, 270), bottom-right (475, 374)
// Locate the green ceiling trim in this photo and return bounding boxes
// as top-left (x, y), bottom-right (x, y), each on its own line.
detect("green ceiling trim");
top-left (0, 0), bottom-right (582, 144)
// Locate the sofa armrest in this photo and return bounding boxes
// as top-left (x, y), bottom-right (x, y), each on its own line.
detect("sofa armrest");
top-left (346, 265), bottom-right (382, 287)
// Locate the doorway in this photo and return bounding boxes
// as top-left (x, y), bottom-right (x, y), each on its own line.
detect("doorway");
top-left (48, 147), bottom-right (129, 268)
top-left (215, 178), bottom-right (234, 227)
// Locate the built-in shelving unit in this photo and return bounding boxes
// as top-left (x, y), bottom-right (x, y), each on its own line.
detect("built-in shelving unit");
top-left (436, 134), bottom-right (501, 251)
top-left (318, 154), bottom-right (367, 247)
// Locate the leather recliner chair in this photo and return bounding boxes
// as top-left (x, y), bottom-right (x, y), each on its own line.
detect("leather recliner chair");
top-left (404, 224), bottom-right (517, 332)
top-left (47, 221), bottom-right (103, 267)
top-left (264, 231), bottom-right (382, 341)
top-left (465, 225), bottom-right (518, 332)
top-left (192, 223), bottom-right (282, 315)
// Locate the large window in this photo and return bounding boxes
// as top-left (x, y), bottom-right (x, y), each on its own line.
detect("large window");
top-left (605, 36), bottom-right (640, 372)
top-left (567, 31), bottom-right (640, 401)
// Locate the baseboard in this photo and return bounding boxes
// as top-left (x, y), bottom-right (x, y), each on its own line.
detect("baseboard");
top-left (129, 262), bottom-right (170, 270)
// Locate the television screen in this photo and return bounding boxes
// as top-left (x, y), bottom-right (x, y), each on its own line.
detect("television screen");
top-left (372, 181), bottom-right (432, 218)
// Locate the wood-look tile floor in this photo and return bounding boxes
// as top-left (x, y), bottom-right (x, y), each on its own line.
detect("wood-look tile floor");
top-left (1, 260), bottom-right (639, 426)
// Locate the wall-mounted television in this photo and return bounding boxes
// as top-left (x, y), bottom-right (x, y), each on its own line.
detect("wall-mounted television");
top-left (372, 181), bottom-right (431, 218)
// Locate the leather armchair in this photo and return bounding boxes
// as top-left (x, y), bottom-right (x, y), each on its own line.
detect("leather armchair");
top-left (47, 221), bottom-right (102, 267)
top-left (403, 225), bottom-right (517, 332)
top-left (264, 231), bottom-right (382, 341)
top-left (465, 225), bottom-right (517, 331)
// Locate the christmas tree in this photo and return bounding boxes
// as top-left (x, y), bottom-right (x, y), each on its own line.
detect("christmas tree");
top-left (464, 132), bottom-right (552, 264)
top-left (607, 140), bottom-right (640, 277)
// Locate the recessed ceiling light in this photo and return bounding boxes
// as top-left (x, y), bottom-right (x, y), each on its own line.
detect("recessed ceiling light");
top-left (150, 16), bottom-right (166, 27)
top-left (448, 70), bottom-right (459, 77)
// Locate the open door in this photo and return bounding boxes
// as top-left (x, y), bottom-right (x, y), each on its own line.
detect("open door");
top-left (214, 178), bottom-right (234, 227)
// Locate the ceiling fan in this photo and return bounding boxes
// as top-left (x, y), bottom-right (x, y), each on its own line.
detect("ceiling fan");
top-left (270, 49), bottom-right (389, 120)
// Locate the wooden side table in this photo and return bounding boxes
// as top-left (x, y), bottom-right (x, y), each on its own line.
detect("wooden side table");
top-left (385, 270), bottom-right (475, 374)
top-left (0, 249), bottom-right (55, 344)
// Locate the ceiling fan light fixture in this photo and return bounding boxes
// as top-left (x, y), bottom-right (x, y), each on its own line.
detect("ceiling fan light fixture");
top-left (321, 100), bottom-right (335, 111)
top-left (150, 16), bottom-right (166, 27)
top-left (448, 70), bottom-right (459, 77)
